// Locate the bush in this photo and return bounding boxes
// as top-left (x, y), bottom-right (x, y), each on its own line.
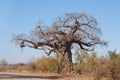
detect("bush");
top-left (26, 50), bottom-right (120, 80)
top-left (37, 57), bottom-right (59, 72)
top-left (107, 52), bottom-right (120, 80)
top-left (74, 50), bottom-right (109, 79)
top-left (74, 50), bottom-right (120, 80)
top-left (27, 62), bottom-right (38, 72)
top-left (27, 57), bottom-right (59, 73)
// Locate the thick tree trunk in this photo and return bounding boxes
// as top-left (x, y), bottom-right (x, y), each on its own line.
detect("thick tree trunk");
top-left (64, 51), bottom-right (73, 73)
top-left (55, 49), bottom-right (73, 74)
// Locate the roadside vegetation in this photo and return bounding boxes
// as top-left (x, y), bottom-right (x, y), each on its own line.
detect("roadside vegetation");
top-left (0, 50), bottom-right (120, 80)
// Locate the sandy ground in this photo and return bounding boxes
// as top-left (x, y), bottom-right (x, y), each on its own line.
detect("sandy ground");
top-left (0, 72), bottom-right (108, 80)
top-left (0, 72), bottom-right (93, 80)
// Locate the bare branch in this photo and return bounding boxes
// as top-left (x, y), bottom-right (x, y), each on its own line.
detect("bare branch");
top-left (13, 13), bottom-right (107, 57)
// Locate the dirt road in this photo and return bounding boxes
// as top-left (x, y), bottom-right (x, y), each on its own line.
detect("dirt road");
top-left (0, 72), bottom-right (64, 80)
top-left (0, 72), bottom-right (92, 80)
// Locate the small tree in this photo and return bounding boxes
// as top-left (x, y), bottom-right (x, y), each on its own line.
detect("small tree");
top-left (0, 59), bottom-right (7, 66)
top-left (13, 13), bottom-right (107, 73)
top-left (0, 59), bottom-right (7, 71)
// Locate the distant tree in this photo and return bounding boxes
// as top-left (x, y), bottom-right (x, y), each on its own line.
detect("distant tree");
top-left (13, 13), bottom-right (107, 73)
top-left (0, 59), bottom-right (7, 66)
top-left (0, 59), bottom-right (7, 71)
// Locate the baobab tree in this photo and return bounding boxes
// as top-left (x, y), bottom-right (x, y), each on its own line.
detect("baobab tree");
top-left (13, 13), bottom-right (107, 73)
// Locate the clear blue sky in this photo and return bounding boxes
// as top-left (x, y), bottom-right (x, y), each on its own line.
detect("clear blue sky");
top-left (0, 0), bottom-right (120, 64)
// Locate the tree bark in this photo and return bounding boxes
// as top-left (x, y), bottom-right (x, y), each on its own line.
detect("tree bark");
top-left (55, 49), bottom-right (73, 74)
top-left (64, 51), bottom-right (73, 73)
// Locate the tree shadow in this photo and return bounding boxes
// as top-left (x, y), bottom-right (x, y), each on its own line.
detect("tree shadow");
top-left (0, 73), bottom-right (63, 79)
